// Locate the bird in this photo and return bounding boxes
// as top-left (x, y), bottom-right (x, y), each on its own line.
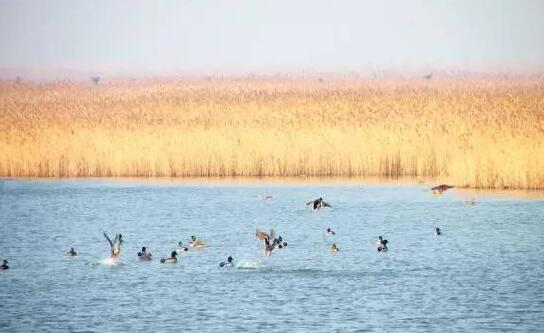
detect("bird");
top-left (431, 184), bottom-right (454, 194)
top-left (306, 197), bottom-right (331, 210)
top-left (464, 198), bottom-right (476, 206)
top-left (255, 229), bottom-right (274, 241)
top-left (160, 251), bottom-right (178, 264)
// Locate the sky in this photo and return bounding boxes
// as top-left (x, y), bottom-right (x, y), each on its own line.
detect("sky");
top-left (1, 0), bottom-right (543, 77)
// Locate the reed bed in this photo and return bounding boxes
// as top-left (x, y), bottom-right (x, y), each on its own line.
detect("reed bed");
top-left (1, 77), bottom-right (543, 189)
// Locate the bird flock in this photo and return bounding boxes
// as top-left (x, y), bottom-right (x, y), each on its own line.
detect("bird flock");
top-left (1, 184), bottom-right (463, 270)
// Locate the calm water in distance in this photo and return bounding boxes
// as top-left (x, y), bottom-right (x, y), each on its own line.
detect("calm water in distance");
top-left (1, 179), bottom-right (543, 332)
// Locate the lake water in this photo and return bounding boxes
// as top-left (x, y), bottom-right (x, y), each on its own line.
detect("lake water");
top-left (1, 179), bottom-right (543, 332)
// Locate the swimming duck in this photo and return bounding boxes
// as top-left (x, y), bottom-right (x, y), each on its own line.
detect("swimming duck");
top-left (272, 236), bottom-right (285, 249)
top-left (464, 198), bottom-right (476, 206)
top-left (189, 235), bottom-right (208, 249)
top-left (1, 260), bottom-right (8, 270)
top-left (273, 241), bottom-right (288, 249)
top-left (137, 246), bottom-right (152, 260)
top-left (326, 228), bottom-right (336, 235)
top-left (375, 236), bottom-right (389, 252)
top-left (431, 184), bottom-right (454, 194)
top-left (65, 248), bottom-right (77, 256)
top-left (219, 256), bottom-right (234, 267)
top-left (176, 241), bottom-right (189, 254)
top-left (330, 243), bottom-right (340, 252)
top-left (306, 197), bottom-right (331, 210)
top-left (435, 227), bottom-right (442, 236)
top-left (160, 251), bottom-right (178, 264)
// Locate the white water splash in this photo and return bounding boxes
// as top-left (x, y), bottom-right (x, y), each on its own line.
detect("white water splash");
top-left (100, 257), bottom-right (123, 267)
top-left (236, 259), bottom-right (262, 269)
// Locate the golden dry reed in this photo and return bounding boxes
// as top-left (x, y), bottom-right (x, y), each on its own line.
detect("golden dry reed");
top-left (1, 77), bottom-right (543, 189)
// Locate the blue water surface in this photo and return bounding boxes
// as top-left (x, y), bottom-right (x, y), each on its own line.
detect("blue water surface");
top-left (0, 179), bottom-right (543, 332)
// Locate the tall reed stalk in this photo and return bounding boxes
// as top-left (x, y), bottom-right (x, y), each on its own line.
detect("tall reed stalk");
top-left (1, 77), bottom-right (543, 189)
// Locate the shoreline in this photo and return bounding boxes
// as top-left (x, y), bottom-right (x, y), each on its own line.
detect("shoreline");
top-left (3, 176), bottom-right (544, 199)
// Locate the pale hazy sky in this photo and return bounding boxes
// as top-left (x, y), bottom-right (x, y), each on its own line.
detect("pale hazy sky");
top-left (1, 0), bottom-right (543, 75)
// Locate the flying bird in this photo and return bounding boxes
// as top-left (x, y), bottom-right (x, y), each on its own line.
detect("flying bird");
top-left (431, 184), bottom-right (454, 194)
